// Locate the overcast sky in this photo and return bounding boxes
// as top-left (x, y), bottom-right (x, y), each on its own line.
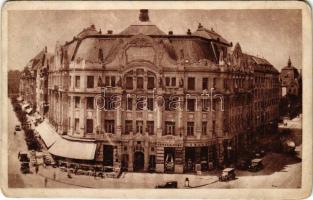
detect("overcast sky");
top-left (8, 9), bottom-right (302, 71)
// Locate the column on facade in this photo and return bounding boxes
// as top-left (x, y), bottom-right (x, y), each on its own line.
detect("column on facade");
top-left (115, 95), bottom-right (122, 136)
top-left (195, 98), bottom-right (202, 139)
top-left (144, 141), bottom-right (149, 171)
top-left (80, 96), bottom-right (86, 137)
top-left (96, 97), bottom-right (101, 135)
top-left (70, 95), bottom-right (75, 136)
top-left (128, 140), bottom-right (134, 172)
top-left (156, 96), bottom-right (163, 137)
top-left (177, 96), bottom-right (183, 137)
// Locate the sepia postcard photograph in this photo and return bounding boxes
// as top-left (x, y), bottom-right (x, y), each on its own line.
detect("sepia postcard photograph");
top-left (1, 1), bottom-right (312, 199)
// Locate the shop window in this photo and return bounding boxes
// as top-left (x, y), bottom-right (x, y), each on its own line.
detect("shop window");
top-left (125, 120), bottom-right (132, 134)
top-left (75, 76), bottom-right (80, 88)
top-left (187, 99), bottom-right (196, 112)
top-left (202, 78), bottom-right (208, 90)
top-left (147, 77), bottom-right (155, 90)
top-left (137, 77), bottom-right (144, 89)
top-left (87, 76), bottom-right (94, 88)
top-left (86, 119), bottom-right (93, 133)
top-left (74, 118), bottom-right (79, 132)
top-left (86, 97), bottom-right (94, 109)
top-left (187, 122), bottom-right (194, 136)
top-left (147, 98), bottom-right (154, 111)
top-left (202, 121), bottom-right (207, 135)
top-left (136, 121), bottom-right (143, 134)
top-left (74, 96), bottom-right (80, 108)
top-left (105, 120), bottom-right (115, 134)
top-left (171, 77), bottom-right (176, 87)
top-left (165, 121), bottom-right (175, 135)
top-left (188, 77), bottom-right (195, 90)
top-left (147, 121), bottom-right (154, 135)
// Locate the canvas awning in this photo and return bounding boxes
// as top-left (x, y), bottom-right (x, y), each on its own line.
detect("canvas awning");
top-left (35, 121), bottom-right (60, 148)
top-left (17, 96), bottom-right (23, 101)
top-left (48, 138), bottom-right (96, 160)
top-left (22, 103), bottom-right (30, 110)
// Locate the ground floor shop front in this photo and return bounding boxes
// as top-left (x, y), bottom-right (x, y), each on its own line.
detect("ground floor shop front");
top-left (92, 139), bottom-right (241, 174)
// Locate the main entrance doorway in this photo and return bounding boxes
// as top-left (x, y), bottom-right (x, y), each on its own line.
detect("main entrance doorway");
top-left (133, 151), bottom-right (144, 171)
top-left (103, 145), bottom-right (113, 166)
top-left (164, 147), bottom-right (175, 173)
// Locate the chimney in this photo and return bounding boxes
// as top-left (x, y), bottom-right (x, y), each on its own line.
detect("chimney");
top-left (168, 31), bottom-right (173, 35)
top-left (139, 9), bottom-right (149, 22)
top-left (187, 29), bottom-right (191, 35)
top-left (107, 30), bottom-right (113, 34)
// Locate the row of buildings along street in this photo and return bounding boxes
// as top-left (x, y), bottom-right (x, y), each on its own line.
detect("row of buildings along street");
top-left (7, 9), bottom-right (302, 188)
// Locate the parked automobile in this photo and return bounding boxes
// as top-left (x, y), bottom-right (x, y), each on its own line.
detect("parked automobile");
top-left (155, 181), bottom-right (178, 188)
top-left (20, 162), bottom-right (30, 174)
top-left (248, 159), bottom-right (264, 172)
top-left (15, 125), bottom-right (21, 131)
top-left (236, 159), bottom-right (251, 170)
top-left (219, 168), bottom-right (236, 181)
top-left (18, 152), bottom-right (30, 162)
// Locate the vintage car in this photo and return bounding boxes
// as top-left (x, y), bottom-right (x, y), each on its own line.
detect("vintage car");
top-left (15, 125), bottom-right (22, 131)
top-left (219, 168), bottom-right (236, 182)
top-left (155, 181), bottom-right (178, 188)
top-left (248, 159), bottom-right (264, 172)
top-left (236, 159), bottom-right (251, 170)
top-left (18, 152), bottom-right (30, 162)
top-left (20, 162), bottom-right (30, 174)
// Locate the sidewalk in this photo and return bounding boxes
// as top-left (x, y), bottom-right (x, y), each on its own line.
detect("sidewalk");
top-left (36, 166), bottom-right (219, 188)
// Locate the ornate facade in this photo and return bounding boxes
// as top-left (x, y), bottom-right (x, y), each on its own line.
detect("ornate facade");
top-left (21, 10), bottom-right (280, 173)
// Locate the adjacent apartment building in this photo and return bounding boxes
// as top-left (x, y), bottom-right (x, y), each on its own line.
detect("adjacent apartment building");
top-left (20, 10), bottom-right (280, 173)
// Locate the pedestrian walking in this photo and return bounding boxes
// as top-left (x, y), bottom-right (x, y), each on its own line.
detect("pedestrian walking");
top-left (44, 177), bottom-right (48, 187)
top-left (185, 177), bottom-right (190, 187)
top-left (35, 165), bottom-right (39, 174)
top-left (67, 171), bottom-right (72, 179)
top-left (53, 171), bottom-right (56, 180)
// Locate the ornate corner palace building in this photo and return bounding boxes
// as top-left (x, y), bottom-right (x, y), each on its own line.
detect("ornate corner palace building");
top-left (20, 10), bottom-right (281, 173)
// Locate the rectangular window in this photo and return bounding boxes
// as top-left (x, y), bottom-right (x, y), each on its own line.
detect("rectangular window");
top-left (126, 97), bottom-right (133, 110)
top-left (111, 76), bottom-right (116, 87)
top-left (87, 76), bottom-right (94, 88)
top-left (165, 77), bottom-right (170, 87)
top-left (147, 77), bottom-right (155, 90)
top-left (136, 97), bottom-right (144, 110)
top-left (213, 78), bottom-right (216, 88)
top-left (86, 97), bottom-right (94, 109)
top-left (187, 99), bottom-right (196, 112)
top-left (202, 121), bottom-right (207, 135)
top-left (105, 120), bottom-right (115, 134)
top-left (165, 121), bottom-right (175, 135)
top-left (126, 77), bottom-right (133, 89)
top-left (212, 120), bottom-right (216, 137)
top-left (105, 77), bottom-right (110, 86)
top-left (188, 77), bottom-right (195, 90)
top-left (136, 121), bottom-right (143, 134)
top-left (125, 120), bottom-right (132, 134)
top-left (147, 121), bottom-right (154, 135)
top-left (171, 77), bottom-right (176, 87)
top-left (75, 76), bottom-right (80, 88)
top-left (137, 77), bottom-right (144, 89)
top-left (187, 122), bottom-right (194, 136)
top-left (202, 78), bottom-right (208, 90)
top-left (86, 119), bottom-right (93, 133)
top-left (147, 98), bottom-right (154, 111)
top-left (74, 96), bottom-right (80, 108)
top-left (74, 118), bottom-right (79, 132)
